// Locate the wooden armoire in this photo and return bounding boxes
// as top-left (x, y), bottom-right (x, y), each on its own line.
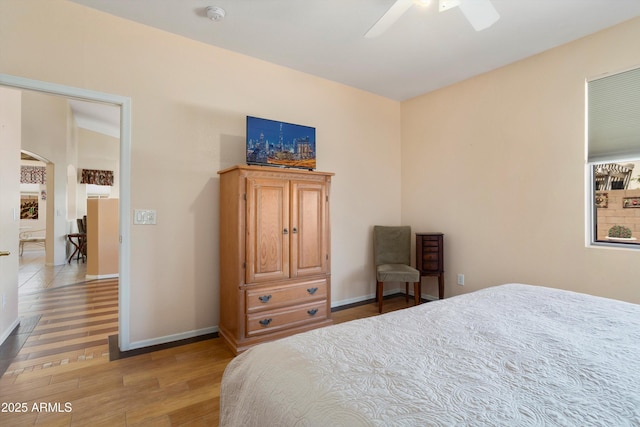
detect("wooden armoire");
top-left (217, 165), bottom-right (333, 354)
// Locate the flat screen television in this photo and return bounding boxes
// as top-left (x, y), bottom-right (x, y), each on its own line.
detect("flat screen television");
top-left (246, 116), bottom-right (316, 170)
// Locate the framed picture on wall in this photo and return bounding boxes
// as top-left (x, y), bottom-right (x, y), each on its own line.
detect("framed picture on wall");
top-left (20, 195), bottom-right (39, 220)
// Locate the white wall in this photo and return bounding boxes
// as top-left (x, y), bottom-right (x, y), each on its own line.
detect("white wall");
top-left (77, 127), bottom-right (119, 218)
top-left (401, 17), bottom-right (640, 303)
top-left (0, 87), bottom-right (21, 345)
top-left (20, 91), bottom-right (70, 266)
top-left (0, 0), bottom-right (402, 348)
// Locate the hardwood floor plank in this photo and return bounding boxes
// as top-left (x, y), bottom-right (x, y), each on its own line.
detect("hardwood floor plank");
top-left (26, 325), bottom-right (118, 344)
top-left (156, 359), bottom-right (223, 389)
top-left (37, 310), bottom-right (119, 326)
top-left (0, 374), bottom-right (51, 397)
top-left (6, 348), bottom-right (101, 375)
top-left (21, 298), bottom-right (118, 311)
top-left (0, 410), bottom-right (39, 426)
top-left (34, 411), bottom-right (73, 426)
top-left (128, 414), bottom-right (172, 427)
top-left (69, 378), bottom-right (159, 423)
top-left (167, 399), bottom-right (216, 425)
top-left (71, 411), bottom-right (127, 427)
top-left (3, 259), bottom-right (419, 427)
top-left (48, 355), bottom-right (145, 385)
top-left (1, 377), bottom-right (79, 404)
top-left (124, 381), bottom-right (213, 426)
top-left (22, 339), bottom-right (109, 361)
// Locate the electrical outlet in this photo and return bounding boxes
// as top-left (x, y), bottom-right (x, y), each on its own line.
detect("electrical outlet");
top-left (457, 274), bottom-right (465, 286)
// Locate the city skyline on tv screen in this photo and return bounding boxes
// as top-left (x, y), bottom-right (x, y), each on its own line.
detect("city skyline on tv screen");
top-left (246, 116), bottom-right (316, 170)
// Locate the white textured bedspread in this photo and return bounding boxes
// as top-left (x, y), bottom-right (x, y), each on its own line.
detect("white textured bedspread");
top-left (220, 284), bottom-right (640, 426)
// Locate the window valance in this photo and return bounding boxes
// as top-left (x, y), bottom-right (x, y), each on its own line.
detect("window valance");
top-left (20, 166), bottom-right (46, 184)
top-left (80, 169), bottom-right (114, 186)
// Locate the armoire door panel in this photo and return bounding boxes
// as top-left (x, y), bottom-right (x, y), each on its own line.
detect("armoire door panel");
top-left (291, 181), bottom-right (327, 277)
top-left (246, 178), bottom-right (290, 283)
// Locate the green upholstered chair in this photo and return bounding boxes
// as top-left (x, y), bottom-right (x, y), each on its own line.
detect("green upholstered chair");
top-left (373, 226), bottom-right (421, 313)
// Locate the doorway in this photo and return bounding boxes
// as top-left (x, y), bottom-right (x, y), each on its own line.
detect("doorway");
top-left (0, 73), bottom-right (132, 351)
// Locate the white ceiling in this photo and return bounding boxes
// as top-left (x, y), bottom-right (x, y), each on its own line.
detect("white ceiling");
top-left (69, 0), bottom-right (640, 101)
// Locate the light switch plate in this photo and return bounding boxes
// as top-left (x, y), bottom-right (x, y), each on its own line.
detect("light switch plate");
top-left (134, 209), bottom-right (157, 225)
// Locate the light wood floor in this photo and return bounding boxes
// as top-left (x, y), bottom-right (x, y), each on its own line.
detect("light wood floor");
top-left (0, 263), bottom-right (418, 426)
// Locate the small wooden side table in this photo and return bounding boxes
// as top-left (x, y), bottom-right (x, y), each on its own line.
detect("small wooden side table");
top-left (415, 232), bottom-right (444, 299)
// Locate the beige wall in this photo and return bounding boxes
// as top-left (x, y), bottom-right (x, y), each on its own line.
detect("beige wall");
top-left (3, 1), bottom-right (639, 350)
top-left (0, 0), bottom-right (401, 347)
top-left (401, 17), bottom-right (640, 303)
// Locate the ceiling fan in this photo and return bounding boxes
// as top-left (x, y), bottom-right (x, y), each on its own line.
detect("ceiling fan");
top-left (365, 0), bottom-right (500, 38)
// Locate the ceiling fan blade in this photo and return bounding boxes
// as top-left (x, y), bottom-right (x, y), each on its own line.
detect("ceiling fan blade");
top-left (458, 0), bottom-right (499, 31)
top-left (365, 0), bottom-right (414, 38)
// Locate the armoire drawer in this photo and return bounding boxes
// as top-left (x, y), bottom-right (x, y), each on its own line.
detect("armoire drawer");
top-left (246, 301), bottom-right (328, 336)
top-left (245, 279), bottom-right (327, 313)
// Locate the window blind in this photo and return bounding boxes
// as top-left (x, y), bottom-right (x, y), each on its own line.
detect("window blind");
top-left (588, 66), bottom-right (640, 162)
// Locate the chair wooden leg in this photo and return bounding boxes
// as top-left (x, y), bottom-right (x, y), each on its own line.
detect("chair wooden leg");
top-left (414, 281), bottom-right (421, 306)
top-left (377, 281), bottom-right (383, 313)
top-left (405, 282), bottom-right (409, 302)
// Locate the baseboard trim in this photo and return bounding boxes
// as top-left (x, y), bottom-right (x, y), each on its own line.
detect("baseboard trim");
top-left (109, 329), bottom-right (219, 361)
top-left (85, 273), bottom-right (119, 280)
top-left (0, 315), bottom-right (40, 377)
top-left (331, 290), bottom-right (437, 310)
top-left (0, 318), bottom-right (20, 347)
top-left (331, 292), bottom-right (433, 312)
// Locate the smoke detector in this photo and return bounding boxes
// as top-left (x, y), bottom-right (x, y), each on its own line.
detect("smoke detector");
top-left (206, 6), bottom-right (226, 21)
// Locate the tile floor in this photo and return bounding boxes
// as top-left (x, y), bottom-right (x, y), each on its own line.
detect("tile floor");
top-left (18, 248), bottom-right (87, 297)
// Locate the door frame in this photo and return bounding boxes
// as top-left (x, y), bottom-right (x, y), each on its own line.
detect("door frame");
top-left (0, 74), bottom-right (133, 351)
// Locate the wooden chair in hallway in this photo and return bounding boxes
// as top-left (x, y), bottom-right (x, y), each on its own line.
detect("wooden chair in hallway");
top-left (67, 216), bottom-right (87, 263)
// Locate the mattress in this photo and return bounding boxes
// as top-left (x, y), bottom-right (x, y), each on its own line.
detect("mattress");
top-left (220, 284), bottom-right (640, 426)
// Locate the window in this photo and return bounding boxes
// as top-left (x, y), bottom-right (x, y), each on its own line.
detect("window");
top-left (587, 66), bottom-right (640, 248)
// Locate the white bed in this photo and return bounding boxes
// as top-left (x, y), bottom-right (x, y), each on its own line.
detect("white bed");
top-left (220, 284), bottom-right (640, 426)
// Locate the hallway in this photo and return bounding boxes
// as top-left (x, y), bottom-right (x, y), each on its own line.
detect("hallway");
top-left (1, 249), bottom-right (117, 377)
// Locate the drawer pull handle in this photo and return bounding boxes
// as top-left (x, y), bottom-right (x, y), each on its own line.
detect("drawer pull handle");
top-left (259, 318), bottom-right (273, 327)
top-left (307, 287), bottom-right (318, 295)
top-left (292, 227), bottom-right (298, 234)
top-left (307, 308), bottom-right (318, 316)
top-left (258, 295), bottom-right (272, 303)
top-left (283, 228), bottom-right (289, 235)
